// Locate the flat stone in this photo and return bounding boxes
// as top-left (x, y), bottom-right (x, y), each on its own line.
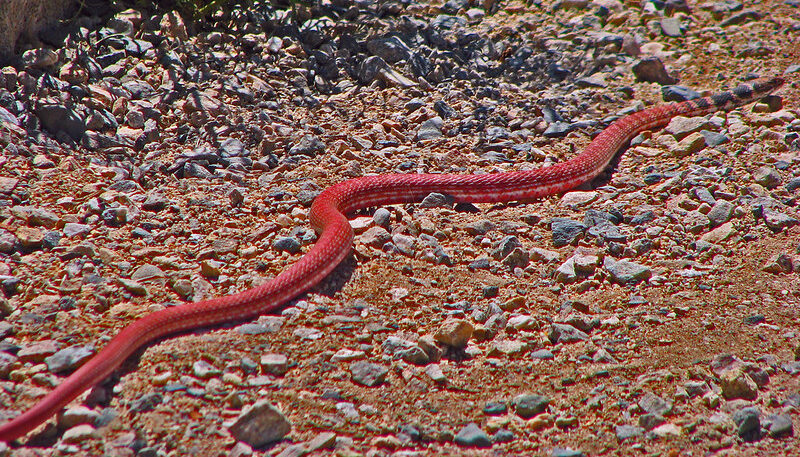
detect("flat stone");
top-left (604, 258), bottom-right (651, 285)
top-left (615, 424), bottom-right (644, 441)
top-left (350, 361), bottom-right (388, 387)
top-left (548, 323), bottom-right (589, 344)
top-left (45, 345), bottom-right (94, 373)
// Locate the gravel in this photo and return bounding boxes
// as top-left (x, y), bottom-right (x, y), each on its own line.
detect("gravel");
top-left (0, 0), bottom-right (798, 455)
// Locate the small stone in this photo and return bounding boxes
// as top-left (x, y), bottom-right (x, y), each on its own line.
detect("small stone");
top-left (638, 413), bottom-right (666, 431)
top-left (434, 319), bottom-right (473, 348)
top-left (59, 406), bottom-right (101, 429)
top-left (228, 401), bottom-right (291, 448)
top-left (512, 393), bottom-right (550, 419)
top-left (15, 226), bottom-right (45, 249)
top-left (417, 116), bottom-right (444, 140)
top-left (551, 448), bottom-right (585, 457)
top-left (260, 353), bottom-right (289, 376)
top-left (531, 349), bottom-right (555, 360)
top-left (672, 131), bottom-right (706, 157)
top-left (632, 57), bottom-right (678, 85)
top-left (454, 423), bottom-right (491, 448)
top-left (350, 361), bottom-right (388, 387)
top-left (63, 223), bottom-right (91, 238)
top-left (707, 200), bottom-right (734, 226)
top-left (61, 424), bottom-right (99, 443)
top-left (665, 116), bottom-right (711, 139)
top-left (273, 237), bottom-right (301, 254)
top-left (45, 345), bottom-right (94, 374)
top-left (18, 340), bottom-right (59, 363)
top-left (483, 401), bottom-right (507, 416)
top-left (200, 259), bottom-right (223, 277)
top-left (551, 218), bottom-right (586, 247)
top-left (651, 423), bottom-right (682, 438)
top-left (372, 208), bottom-right (391, 228)
top-left (720, 366), bottom-right (758, 400)
top-left (130, 264), bottom-right (166, 282)
top-left (420, 192), bottom-right (454, 208)
top-left (732, 406), bottom-right (761, 442)
top-left (193, 360), bottom-right (220, 379)
top-left (753, 166), bottom-right (781, 189)
top-left (360, 226), bottom-right (391, 248)
top-left (638, 392), bottom-right (672, 416)
top-left (548, 323), bottom-right (589, 344)
top-left (615, 424), bottom-right (644, 441)
top-left (660, 17), bottom-right (683, 37)
top-left (604, 258), bottom-right (651, 285)
top-left (288, 134), bottom-right (325, 157)
top-left (765, 414), bottom-right (794, 438)
top-left (762, 254), bottom-right (793, 274)
top-left (424, 364), bottom-right (447, 383)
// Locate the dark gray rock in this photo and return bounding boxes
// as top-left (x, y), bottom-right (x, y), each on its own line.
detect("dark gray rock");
top-left (288, 134), bottom-right (325, 157)
top-left (454, 423), bottom-right (491, 448)
top-left (732, 406), bottom-right (761, 442)
top-left (551, 218), bottom-right (586, 247)
top-left (512, 393), bottom-right (550, 419)
top-left (35, 103), bottom-right (86, 141)
top-left (44, 345), bottom-right (94, 373)
top-left (273, 237), bottom-right (301, 254)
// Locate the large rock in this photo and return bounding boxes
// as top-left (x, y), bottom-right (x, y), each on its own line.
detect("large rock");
top-left (0, 0), bottom-right (75, 60)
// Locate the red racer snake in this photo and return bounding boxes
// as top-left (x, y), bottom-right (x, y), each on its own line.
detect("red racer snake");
top-left (0, 76), bottom-right (785, 442)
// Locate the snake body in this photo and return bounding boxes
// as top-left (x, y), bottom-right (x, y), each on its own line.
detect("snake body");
top-left (0, 76), bottom-right (784, 442)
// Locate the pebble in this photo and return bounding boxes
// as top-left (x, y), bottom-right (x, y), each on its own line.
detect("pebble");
top-left (424, 364), bottom-right (447, 383)
top-left (720, 366), bottom-right (759, 400)
top-left (61, 424), bottom-right (99, 443)
top-left (273, 237), bottom-right (301, 254)
top-left (638, 392), bottom-right (672, 416)
top-left (732, 406), bottom-right (761, 442)
top-left (603, 258), bottom-right (652, 285)
top-left (631, 57), bottom-right (677, 85)
top-left (44, 345), bottom-right (94, 373)
top-left (416, 116), bottom-right (444, 140)
top-left (615, 424), bottom-right (644, 441)
top-left (548, 322), bottom-right (587, 344)
top-left (752, 166), bottom-right (781, 189)
top-left (531, 349), bottom-right (555, 360)
top-left (764, 413), bottom-right (793, 438)
top-left (258, 353), bottom-right (289, 376)
top-left (350, 361), bottom-right (389, 387)
top-left (59, 406), bottom-right (101, 429)
top-left (512, 393), bottom-right (550, 419)
top-left (434, 319), bottom-right (473, 348)
top-left (228, 401), bottom-right (291, 448)
top-left (551, 448), bottom-right (585, 457)
top-left (550, 218), bottom-right (586, 247)
top-left (454, 423), bottom-right (491, 448)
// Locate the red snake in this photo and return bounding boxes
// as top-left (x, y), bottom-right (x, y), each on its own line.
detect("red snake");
top-left (0, 76), bottom-right (785, 442)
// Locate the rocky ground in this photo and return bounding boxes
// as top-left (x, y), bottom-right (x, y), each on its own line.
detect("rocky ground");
top-left (0, 0), bottom-right (799, 456)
